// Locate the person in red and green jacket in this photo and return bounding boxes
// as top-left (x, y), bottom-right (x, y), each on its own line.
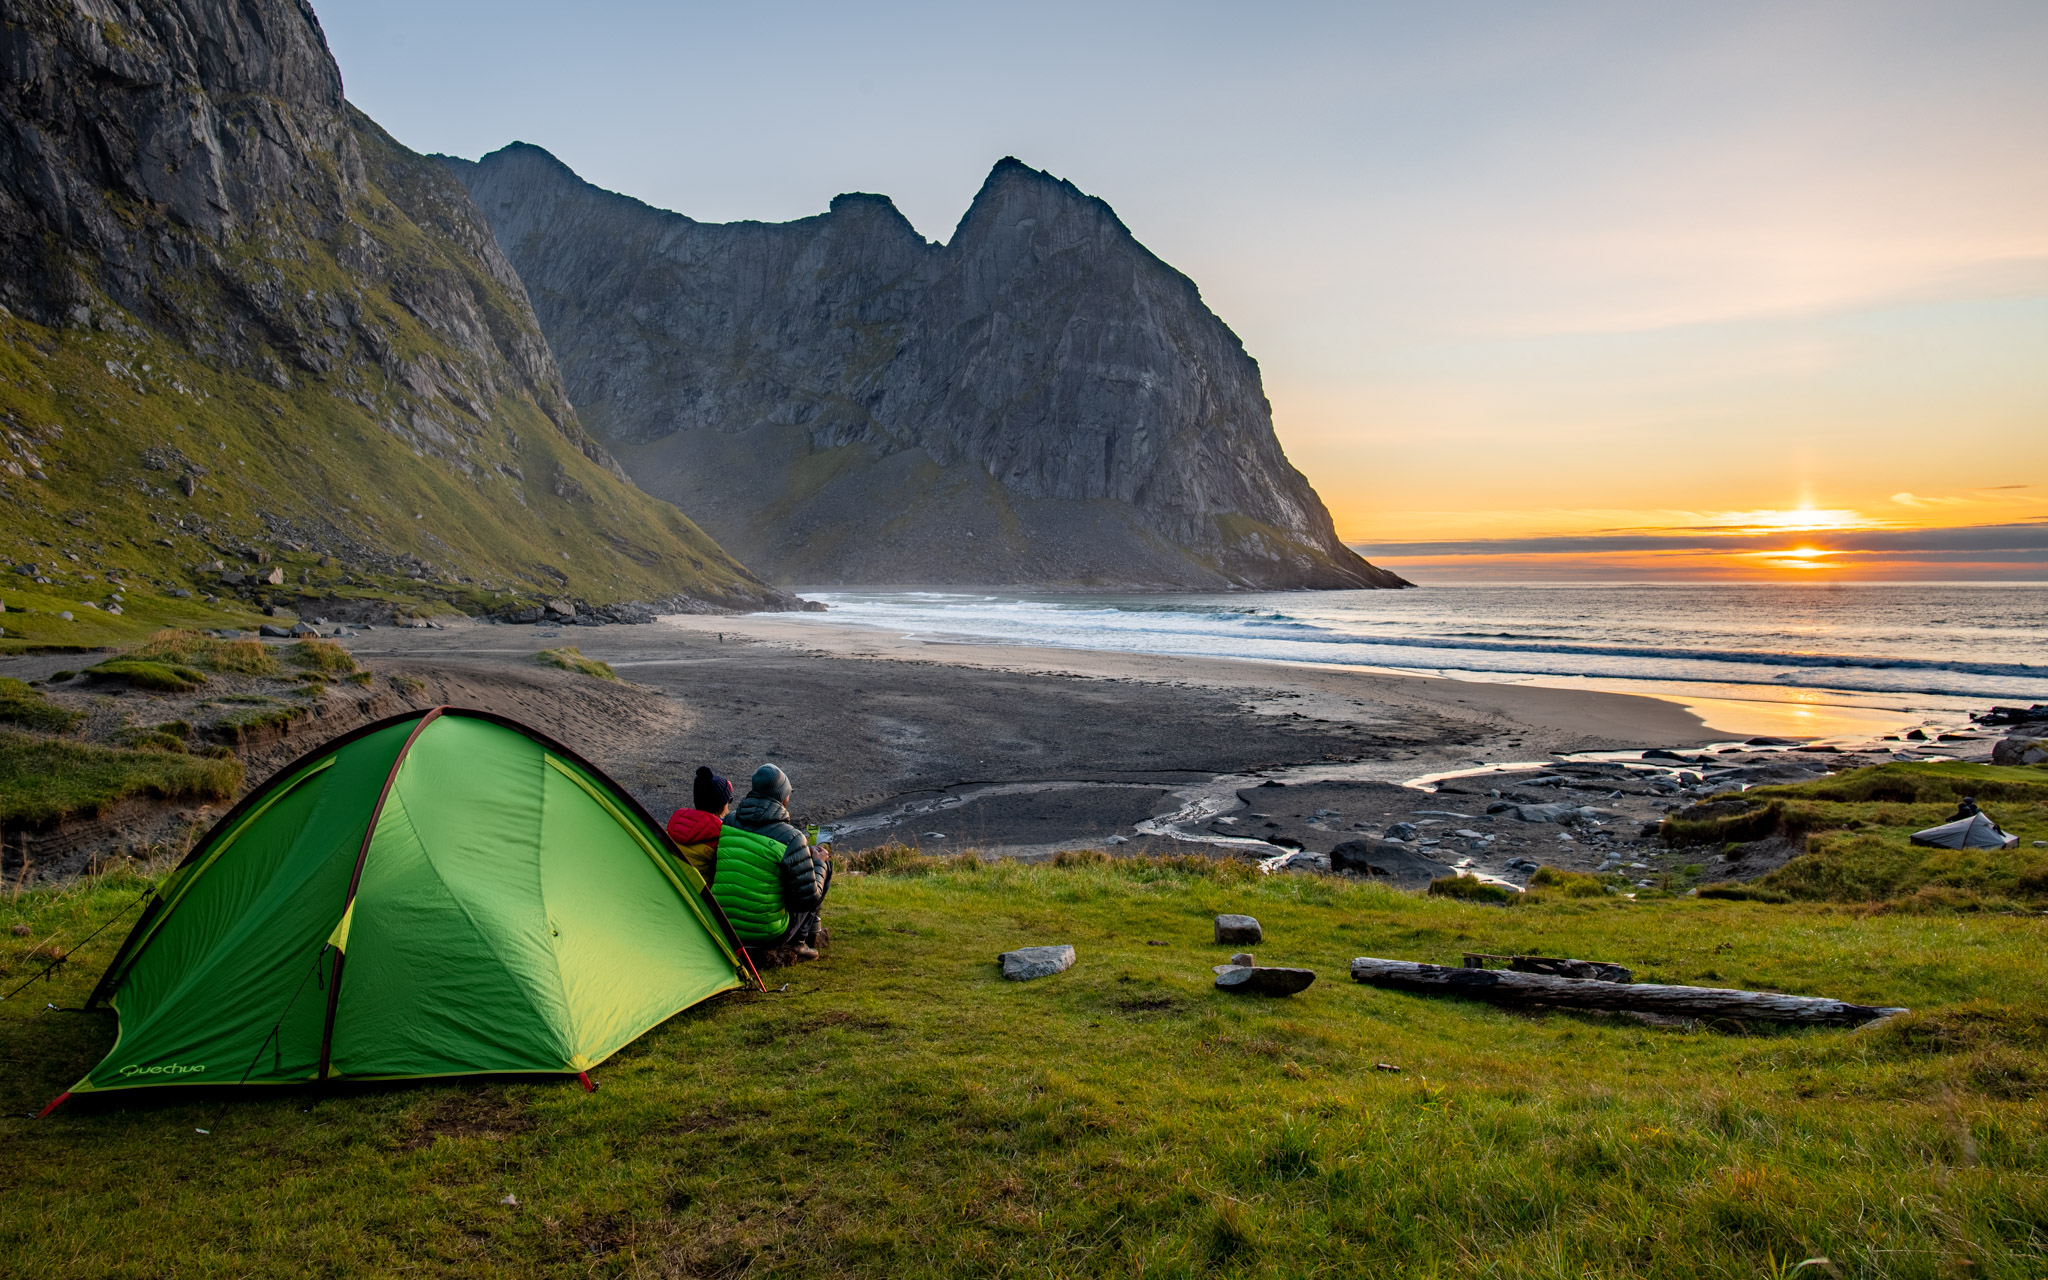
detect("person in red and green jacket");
top-left (665, 767), bottom-right (733, 882)
top-left (667, 764), bottom-right (831, 959)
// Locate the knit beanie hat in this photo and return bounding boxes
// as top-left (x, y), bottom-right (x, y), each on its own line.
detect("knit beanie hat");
top-left (749, 763), bottom-right (792, 802)
top-left (692, 766), bottom-right (733, 812)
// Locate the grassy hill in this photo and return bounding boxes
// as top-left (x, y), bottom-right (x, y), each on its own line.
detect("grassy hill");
top-left (4, 854), bottom-right (2043, 1277)
top-left (0, 5), bottom-right (781, 632)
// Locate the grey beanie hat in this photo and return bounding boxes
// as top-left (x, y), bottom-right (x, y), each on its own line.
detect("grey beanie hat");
top-left (750, 763), bottom-right (791, 802)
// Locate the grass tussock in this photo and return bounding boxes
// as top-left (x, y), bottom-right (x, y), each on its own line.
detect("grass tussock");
top-left (83, 657), bottom-right (207, 693)
top-left (5, 858), bottom-right (2048, 1277)
top-left (535, 645), bottom-right (617, 681)
top-left (127, 629), bottom-right (277, 676)
top-left (0, 729), bottom-right (240, 825)
top-left (210, 702), bottom-right (309, 745)
top-left (82, 629), bottom-right (284, 692)
top-left (287, 638), bottom-right (355, 675)
top-left (0, 677), bottom-right (83, 733)
top-left (1428, 872), bottom-right (1517, 904)
top-left (1525, 865), bottom-right (1611, 899)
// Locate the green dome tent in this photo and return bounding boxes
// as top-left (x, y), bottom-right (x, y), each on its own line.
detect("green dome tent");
top-left (45, 708), bottom-right (756, 1114)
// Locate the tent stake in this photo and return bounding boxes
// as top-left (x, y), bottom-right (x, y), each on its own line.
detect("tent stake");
top-left (578, 1072), bottom-right (596, 1093)
top-left (37, 1091), bottom-right (70, 1119)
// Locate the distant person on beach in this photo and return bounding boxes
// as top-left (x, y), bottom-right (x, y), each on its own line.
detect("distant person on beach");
top-left (665, 766), bottom-right (733, 882)
top-left (711, 763), bottom-right (832, 961)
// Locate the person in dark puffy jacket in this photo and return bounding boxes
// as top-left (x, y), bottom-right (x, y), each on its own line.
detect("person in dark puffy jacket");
top-left (665, 766), bottom-right (733, 883)
top-left (720, 763), bottom-right (831, 959)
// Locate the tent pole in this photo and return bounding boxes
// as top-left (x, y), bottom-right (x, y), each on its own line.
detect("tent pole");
top-left (317, 707), bottom-right (446, 1081)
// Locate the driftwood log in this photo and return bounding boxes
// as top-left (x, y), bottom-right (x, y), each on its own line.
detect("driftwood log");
top-left (1351, 957), bottom-right (1906, 1026)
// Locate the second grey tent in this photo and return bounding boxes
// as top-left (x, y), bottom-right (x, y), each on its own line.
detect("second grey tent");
top-left (1909, 813), bottom-right (2018, 850)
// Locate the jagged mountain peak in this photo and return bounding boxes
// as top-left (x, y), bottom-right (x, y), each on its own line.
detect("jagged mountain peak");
top-left (456, 149), bottom-right (1408, 590)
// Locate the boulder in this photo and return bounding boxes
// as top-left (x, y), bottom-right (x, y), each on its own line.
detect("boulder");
top-left (1214, 966), bottom-right (1316, 996)
top-left (544, 598), bottom-right (576, 619)
top-left (260, 566), bottom-right (284, 586)
top-left (1214, 914), bottom-right (1262, 945)
top-left (1992, 736), bottom-right (2048, 767)
top-left (1330, 840), bottom-right (1452, 887)
top-left (258, 624), bottom-right (292, 638)
top-left (998, 945), bottom-right (1075, 981)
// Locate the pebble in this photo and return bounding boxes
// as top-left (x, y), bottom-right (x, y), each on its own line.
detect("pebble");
top-left (1384, 822), bottom-right (1419, 841)
top-left (998, 945), bottom-right (1075, 981)
top-left (1214, 914), bottom-right (1262, 945)
top-left (1229, 952), bottom-right (1255, 965)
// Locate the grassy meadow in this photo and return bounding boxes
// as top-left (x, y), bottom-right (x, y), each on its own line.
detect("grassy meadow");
top-left (3, 853), bottom-right (2044, 1278)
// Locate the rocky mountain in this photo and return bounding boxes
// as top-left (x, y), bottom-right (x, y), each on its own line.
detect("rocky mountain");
top-left (450, 146), bottom-right (1407, 590)
top-left (0, 0), bottom-right (785, 624)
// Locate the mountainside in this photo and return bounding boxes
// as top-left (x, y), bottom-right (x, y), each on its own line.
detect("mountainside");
top-left (451, 146), bottom-right (1407, 590)
top-left (0, 0), bottom-right (785, 631)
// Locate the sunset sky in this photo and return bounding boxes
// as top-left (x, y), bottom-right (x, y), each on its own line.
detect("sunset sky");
top-left (320, 0), bottom-right (2047, 581)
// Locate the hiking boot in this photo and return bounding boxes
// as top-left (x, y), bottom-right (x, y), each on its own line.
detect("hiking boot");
top-left (792, 943), bottom-right (820, 962)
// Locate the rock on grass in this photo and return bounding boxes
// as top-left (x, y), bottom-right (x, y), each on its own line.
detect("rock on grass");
top-left (998, 945), bottom-right (1075, 981)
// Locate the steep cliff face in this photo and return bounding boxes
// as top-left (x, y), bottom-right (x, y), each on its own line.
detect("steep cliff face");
top-left (0, 0), bottom-right (781, 616)
top-left (452, 145), bottom-right (1406, 589)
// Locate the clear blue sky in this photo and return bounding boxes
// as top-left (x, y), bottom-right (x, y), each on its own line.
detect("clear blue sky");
top-left (317, 0), bottom-right (2048, 577)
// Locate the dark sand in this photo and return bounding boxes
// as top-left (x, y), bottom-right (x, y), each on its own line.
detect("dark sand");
top-left (8, 611), bottom-right (1918, 888)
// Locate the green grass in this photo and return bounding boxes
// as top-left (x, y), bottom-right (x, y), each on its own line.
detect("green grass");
top-left (0, 730), bottom-right (241, 825)
top-left (4, 856), bottom-right (2044, 1277)
top-left (83, 657), bottom-right (209, 692)
top-left (130, 629), bottom-right (279, 676)
top-left (1428, 871), bottom-right (1517, 903)
top-left (0, 677), bottom-right (83, 733)
top-left (210, 703), bottom-right (310, 744)
top-left (1666, 763), bottom-right (2048, 907)
top-left (535, 645), bottom-right (618, 681)
top-left (288, 638), bottom-right (356, 675)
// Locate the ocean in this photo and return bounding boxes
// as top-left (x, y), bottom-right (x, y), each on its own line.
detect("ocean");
top-left (786, 583), bottom-right (2048, 741)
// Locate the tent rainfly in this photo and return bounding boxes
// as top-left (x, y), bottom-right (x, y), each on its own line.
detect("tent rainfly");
top-left (43, 708), bottom-right (755, 1115)
top-left (1909, 813), bottom-right (2019, 850)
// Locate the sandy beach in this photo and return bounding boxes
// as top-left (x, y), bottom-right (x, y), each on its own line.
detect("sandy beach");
top-left (320, 612), bottom-right (1725, 867)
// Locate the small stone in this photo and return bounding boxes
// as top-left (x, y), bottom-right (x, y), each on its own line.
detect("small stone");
top-left (1229, 952), bottom-right (1255, 966)
top-left (261, 567), bottom-right (284, 586)
top-left (58, 610), bottom-right (72, 621)
top-left (998, 945), bottom-right (1075, 981)
top-left (1214, 914), bottom-right (1262, 945)
top-left (921, 832), bottom-right (946, 840)
top-left (9, 923), bottom-right (28, 936)
top-left (1215, 966), bottom-right (1315, 996)
top-left (1384, 822), bottom-right (1419, 841)
top-left (259, 624), bottom-right (291, 638)
top-left (500, 1194), bottom-right (518, 1207)
top-left (1105, 835), bottom-right (1128, 845)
